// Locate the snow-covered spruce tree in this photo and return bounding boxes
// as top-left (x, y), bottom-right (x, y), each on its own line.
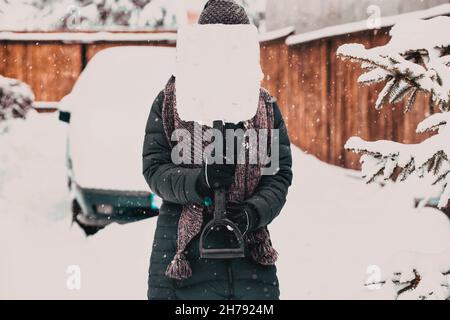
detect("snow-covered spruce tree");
top-left (0, 0), bottom-right (265, 31)
top-left (0, 76), bottom-right (34, 132)
top-left (337, 16), bottom-right (450, 299)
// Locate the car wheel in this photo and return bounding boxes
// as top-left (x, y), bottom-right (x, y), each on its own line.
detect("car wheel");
top-left (71, 199), bottom-right (104, 236)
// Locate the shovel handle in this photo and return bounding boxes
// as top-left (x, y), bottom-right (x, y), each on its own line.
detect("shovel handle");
top-left (212, 120), bottom-right (227, 220)
top-left (199, 121), bottom-right (245, 260)
top-left (214, 188), bottom-right (227, 220)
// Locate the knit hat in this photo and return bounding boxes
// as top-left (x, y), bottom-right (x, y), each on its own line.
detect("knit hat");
top-left (198, 0), bottom-right (250, 25)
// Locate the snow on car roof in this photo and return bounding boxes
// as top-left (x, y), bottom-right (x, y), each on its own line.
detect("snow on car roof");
top-left (66, 46), bottom-right (175, 191)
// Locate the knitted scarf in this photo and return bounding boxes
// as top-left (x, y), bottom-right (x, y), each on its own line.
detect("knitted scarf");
top-left (162, 76), bottom-right (278, 280)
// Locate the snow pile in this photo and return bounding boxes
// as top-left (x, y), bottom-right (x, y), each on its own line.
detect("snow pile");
top-left (0, 113), bottom-right (155, 299)
top-left (1, 113), bottom-right (449, 299)
top-left (175, 24), bottom-right (262, 126)
top-left (0, 75), bottom-right (34, 132)
top-left (62, 46), bottom-right (175, 191)
top-left (273, 148), bottom-right (450, 300)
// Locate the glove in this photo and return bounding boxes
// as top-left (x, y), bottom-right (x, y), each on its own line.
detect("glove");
top-left (196, 161), bottom-right (235, 198)
top-left (226, 202), bottom-right (260, 236)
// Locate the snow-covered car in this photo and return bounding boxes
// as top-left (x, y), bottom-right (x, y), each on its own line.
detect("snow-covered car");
top-left (59, 46), bottom-right (175, 234)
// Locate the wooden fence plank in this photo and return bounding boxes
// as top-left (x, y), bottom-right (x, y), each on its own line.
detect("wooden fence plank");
top-left (0, 42), bottom-right (7, 76)
top-left (286, 45), bottom-right (302, 146)
top-left (0, 42), bottom-right (82, 101)
top-left (29, 43), bottom-right (83, 101)
top-left (2, 42), bottom-right (27, 82)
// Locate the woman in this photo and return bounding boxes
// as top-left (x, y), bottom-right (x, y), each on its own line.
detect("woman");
top-left (142, 0), bottom-right (292, 300)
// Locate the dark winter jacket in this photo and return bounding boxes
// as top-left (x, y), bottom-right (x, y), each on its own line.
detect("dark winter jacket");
top-left (142, 90), bottom-right (293, 300)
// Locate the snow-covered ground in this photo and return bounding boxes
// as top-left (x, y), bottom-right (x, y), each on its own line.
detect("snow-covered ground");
top-left (0, 112), bottom-right (155, 299)
top-left (0, 112), bottom-right (449, 299)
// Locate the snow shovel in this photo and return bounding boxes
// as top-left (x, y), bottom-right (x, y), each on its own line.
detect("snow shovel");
top-left (199, 120), bottom-right (245, 259)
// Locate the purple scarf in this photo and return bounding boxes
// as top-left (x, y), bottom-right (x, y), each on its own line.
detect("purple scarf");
top-left (162, 76), bottom-right (278, 280)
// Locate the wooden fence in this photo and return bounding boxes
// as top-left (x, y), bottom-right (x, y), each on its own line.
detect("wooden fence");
top-left (0, 29), bottom-right (435, 169)
top-left (0, 33), bottom-right (175, 101)
top-left (260, 28), bottom-right (434, 169)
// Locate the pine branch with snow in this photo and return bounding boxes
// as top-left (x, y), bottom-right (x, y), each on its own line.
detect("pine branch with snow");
top-left (338, 16), bottom-right (450, 300)
top-left (337, 16), bottom-right (450, 112)
top-left (345, 111), bottom-right (450, 208)
top-left (0, 75), bottom-right (34, 131)
top-left (338, 16), bottom-right (450, 209)
top-left (366, 248), bottom-right (450, 300)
